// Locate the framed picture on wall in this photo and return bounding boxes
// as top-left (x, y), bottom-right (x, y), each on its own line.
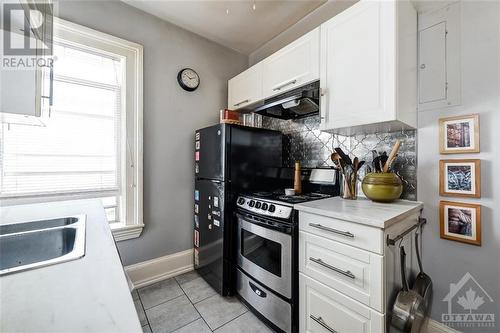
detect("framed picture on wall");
top-left (439, 114), bottom-right (480, 154)
top-left (439, 159), bottom-right (481, 198)
top-left (440, 201), bottom-right (481, 246)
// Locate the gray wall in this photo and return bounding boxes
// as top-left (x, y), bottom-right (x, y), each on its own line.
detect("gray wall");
top-left (58, 0), bottom-right (248, 266)
top-left (418, 1), bottom-right (500, 329)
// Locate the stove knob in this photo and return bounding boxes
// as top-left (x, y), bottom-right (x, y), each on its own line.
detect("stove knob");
top-left (255, 202), bottom-right (262, 209)
top-left (237, 198), bottom-right (245, 205)
top-left (249, 200), bottom-right (255, 207)
top-left (261, 203), bottom-right (268, 210)
top-left (268, 204), bottom-right (276, 213)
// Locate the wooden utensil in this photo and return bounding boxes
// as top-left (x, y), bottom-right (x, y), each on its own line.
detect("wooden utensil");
top-left (331, 153), bottom-right (343, 172)
top-left (334, 147), bottom-right (352, 165)
top-left (294, 161), bottom-right (302, 194)
top-left (383, 140), bottom-right (401, 173)
top-left (385, 154), bottom-right (398, 172)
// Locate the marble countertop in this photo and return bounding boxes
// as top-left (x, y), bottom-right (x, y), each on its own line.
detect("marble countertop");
top-left (0, 199), bottom-right (142, 333)
top-left (295, 197), bottom-right (423, 229)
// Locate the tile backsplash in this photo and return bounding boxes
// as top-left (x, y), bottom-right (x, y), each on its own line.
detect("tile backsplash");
top-left (261, 115), bottom-right (417, 200)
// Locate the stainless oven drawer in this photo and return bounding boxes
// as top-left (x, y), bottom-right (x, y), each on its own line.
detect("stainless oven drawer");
top-left (237, 268), bottom-right (291, 333)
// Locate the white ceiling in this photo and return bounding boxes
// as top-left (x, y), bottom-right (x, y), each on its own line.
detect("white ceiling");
top-left (122, 0), bottom-right (327, 54)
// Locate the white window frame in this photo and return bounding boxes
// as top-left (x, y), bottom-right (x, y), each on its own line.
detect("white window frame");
top-left (54, 18), bottom-right (144, 241)
top-left (1, 18), bottom-right (144, 241)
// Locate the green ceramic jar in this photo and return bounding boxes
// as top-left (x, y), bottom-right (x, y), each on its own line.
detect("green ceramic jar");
top-left (362, 172), bottom-right (403, 203)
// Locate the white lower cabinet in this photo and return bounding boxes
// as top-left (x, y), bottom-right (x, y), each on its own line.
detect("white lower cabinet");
top-left (298, 216), bottom-right (420, 332)
top-left (297, 199), bottom-right (423, 333)
top-left (300, 273), bottom-right (384, 333)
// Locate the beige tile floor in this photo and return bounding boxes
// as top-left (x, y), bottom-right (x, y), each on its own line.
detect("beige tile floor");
top-left (133, 270), bottom-right (275, 333)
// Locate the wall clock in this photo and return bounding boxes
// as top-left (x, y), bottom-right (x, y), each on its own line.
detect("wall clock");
top-left (177, 68), bottom-right (200, 91)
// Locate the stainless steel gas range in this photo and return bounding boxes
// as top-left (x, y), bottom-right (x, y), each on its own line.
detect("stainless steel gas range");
top-left (234, 169), bottom-right (339, 333)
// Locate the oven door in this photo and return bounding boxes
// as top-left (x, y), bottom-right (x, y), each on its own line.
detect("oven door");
top-left (237, 214), bottom-right (292, 299)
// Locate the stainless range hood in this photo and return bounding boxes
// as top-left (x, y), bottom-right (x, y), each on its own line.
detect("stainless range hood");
top-left (253, 81), bottom-right (320, 120)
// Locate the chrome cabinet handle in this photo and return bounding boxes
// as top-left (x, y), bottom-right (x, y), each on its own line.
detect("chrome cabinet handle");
top-left (309, 223), bottom-right (354, 238)
top-left (273, 79), bottom-right (297, 91)
top-left (234, 99), bottom-right (250, 107)
top-left (310, 315), bottom-right (337, 333)
top-left (309, 257), bottom-right (355, 279)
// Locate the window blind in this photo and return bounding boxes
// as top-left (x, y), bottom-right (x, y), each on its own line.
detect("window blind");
top-left (0, 42), bottom-right (124, 222)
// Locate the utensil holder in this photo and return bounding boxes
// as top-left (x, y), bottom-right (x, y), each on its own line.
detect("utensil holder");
top-left (361, 172), bottom-right (403, 202)
top-left (342, 171), bottom-right (358, 200)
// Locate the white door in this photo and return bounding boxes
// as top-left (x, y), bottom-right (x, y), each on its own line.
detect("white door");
top-left (228, 63), bottom-right (263, 110)
top-left (418, 22), bottom-right (447, 104)
top-left (319, 0), bottom-right (395, 131)
top-left (262, 28), bottom-right (319, 99)
top-left (418, 1), bottom-right (461, 111)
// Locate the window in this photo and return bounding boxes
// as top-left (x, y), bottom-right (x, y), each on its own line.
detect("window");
top-left (0, 19), bottom-right (143, 241)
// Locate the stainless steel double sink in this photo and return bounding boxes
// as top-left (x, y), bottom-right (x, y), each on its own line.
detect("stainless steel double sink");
top-left (0, 215), bottom-right (86, 276)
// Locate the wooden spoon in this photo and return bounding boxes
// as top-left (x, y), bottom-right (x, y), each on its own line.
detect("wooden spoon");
top-left (331, 153), bottom-right (343, 172)
top-left (383, 140), bottom-right (401, 173)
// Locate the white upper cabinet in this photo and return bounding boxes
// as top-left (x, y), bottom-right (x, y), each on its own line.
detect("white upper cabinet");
top-left (1, 1), bottom-right (53, 119)
top-left (262, 28), bottom-right (320, 99)
top-left (228, 63), bottom-right (263, 110)
top-left (319, 0), bottom-right (417, 134)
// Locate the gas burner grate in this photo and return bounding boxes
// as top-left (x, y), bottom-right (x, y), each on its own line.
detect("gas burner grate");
top-left (252, 191), bottom-right (274, 197)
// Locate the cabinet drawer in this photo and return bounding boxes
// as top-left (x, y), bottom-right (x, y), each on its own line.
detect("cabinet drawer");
top-left (299, 232), bottom-right (383, 312)
top-left (299, 212), bottom-right (384, 254)
top-left (300, 273), bottom-right (384, 333)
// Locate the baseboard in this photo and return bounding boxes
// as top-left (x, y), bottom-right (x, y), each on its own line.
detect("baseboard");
top-left (425, 318), bottom-right (462, 333)
top-left (125, 249), bottom-right (194, 289)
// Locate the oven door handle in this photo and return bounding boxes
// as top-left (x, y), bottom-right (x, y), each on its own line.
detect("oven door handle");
top-left (248, 281), bottom-right (267, 298)
top-left (236, 213), bottom-right (292, 234)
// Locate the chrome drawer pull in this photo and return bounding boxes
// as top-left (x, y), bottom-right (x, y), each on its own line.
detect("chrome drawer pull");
top-left (310, 315), bottom-right (337, 333)
top-left (309, 223), bottom-right (354, 238)
top-left (273, 79), bottom-right (297, 91)
top-left (234, 99), bottom-right (250, 106)
top-left (309, 257), bottom-right (355, 279)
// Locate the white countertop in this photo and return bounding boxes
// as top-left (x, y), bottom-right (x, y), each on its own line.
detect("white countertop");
top-left (295, 197), bottom-right (423, 229)
top-left (0, 199), bottom-right (142, 333)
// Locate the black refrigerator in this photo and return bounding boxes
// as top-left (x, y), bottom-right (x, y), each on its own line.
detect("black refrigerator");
top-left (194, 124), bottom-right (282, 296)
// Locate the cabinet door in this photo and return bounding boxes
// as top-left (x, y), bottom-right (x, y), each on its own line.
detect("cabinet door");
top-left (320, 0), bottom-right (395, 131)
top-left (300, 273), bottom-right (384, 333)
top-left (262, 28), bottom-right (319, 98)
top-left (228, 63), bottom-right (263, 110)
top-left (0, 2), bottom-right (53, 118)
top-left (0, 65), bottom-right (39, 116)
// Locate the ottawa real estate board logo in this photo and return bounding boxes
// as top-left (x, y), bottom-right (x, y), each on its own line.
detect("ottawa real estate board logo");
top-left (442, 272), bottom-right (495, 329)
top-left (1, 1), bottom-right (53, 69)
